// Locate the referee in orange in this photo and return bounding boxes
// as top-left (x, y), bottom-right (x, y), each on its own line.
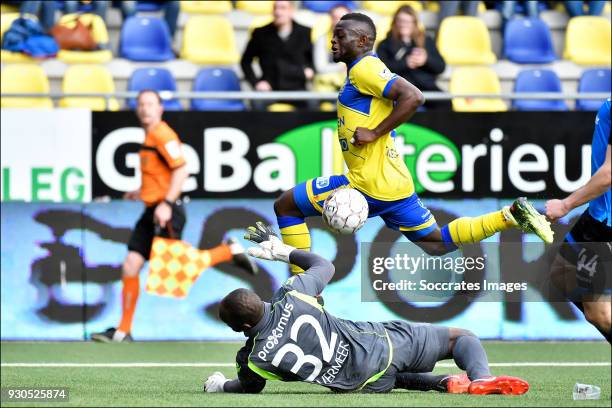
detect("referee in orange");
top-left (92, 90), bottom-right (256, 343)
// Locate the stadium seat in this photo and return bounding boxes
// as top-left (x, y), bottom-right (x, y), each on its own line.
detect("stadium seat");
top-left (449, 67), bottom-right (507, 112)
top-left (512, 69), bottom-right (568, 111)
top-left (59, 65), bottom-right (119, 111)
top-left (425, 1), bottom-right (487, 13)
top-left (504, 18), bottom-right (556, 64)
top-left (191, 68), bottom-right (245, 111)
top-left (564, 16), bottom-right (611, 65)
top-left (56, 13), bottom-right (112, 63)
top-left (180, 0), bottom-right (232, 14)
top-left (235, 1), bottom-right (274, 14)
top-left (576, 68), bottom-right (612, 111)
top-left (302, 1), bottom-right (357, 13)
top-left (362, 1), bottom-right (423, 15)
top-left (437, 17), bottom-right (496, 65)
top-left (375, 17), bottom-right (392, 48)
top-left (1, 64), bottom-right (53, 108)
top-left (135, 1), bottom-right (163, 11)
top-left (127, 68), bottom-right (182, 111)
top-left (120, 16), bottom-right (174, 61)
top-left (180, 15), bottom-right (239, 65)
top-left (311, 14), bottom-right (332, 41)
top-left (1, 13), bottom-right (34, 62)
top-left (248, 15), bottom-right (274, 35)
top-left (267, 103), bottom-right (296, 112)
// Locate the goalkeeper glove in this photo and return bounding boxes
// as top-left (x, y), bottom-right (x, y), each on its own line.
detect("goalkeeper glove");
top-left (244, 222), bottom-right (294, 263)
top-left (204, 371), bottom-right (229, 393)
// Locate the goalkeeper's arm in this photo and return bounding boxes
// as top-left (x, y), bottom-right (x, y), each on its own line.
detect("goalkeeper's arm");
top-left (244, 222), bottom-right (335, 295)
top-left (223, 378), bottom-right (264, 393)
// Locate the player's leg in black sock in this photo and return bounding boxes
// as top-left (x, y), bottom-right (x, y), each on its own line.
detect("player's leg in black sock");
top-left (583, 299), bottom-right (612, 344)
top-left (449, 328), bottom-right (491, 380)
top-left (394, 372), bottom-right (448, 392)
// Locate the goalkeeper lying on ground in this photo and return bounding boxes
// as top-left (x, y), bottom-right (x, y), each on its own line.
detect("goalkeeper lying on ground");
top-left (204, 223), bottom-right (528, 395)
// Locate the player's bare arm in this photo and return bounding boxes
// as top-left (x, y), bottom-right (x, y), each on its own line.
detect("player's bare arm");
top-left (546, 145), bottom-right (611, 221)
top-left (352, 77), bottom-right (424, 146)
top-left (154, 164), bottom-right (188, 228)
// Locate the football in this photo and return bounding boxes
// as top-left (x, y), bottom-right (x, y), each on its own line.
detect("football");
top-left (322, 188), bottom-right (369, 234)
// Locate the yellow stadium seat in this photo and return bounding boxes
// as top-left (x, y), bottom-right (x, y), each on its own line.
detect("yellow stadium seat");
top-left (236, 1), bottom-right (273, 15)
top-left (59, 65), bottom-right (119, 111)
top-left (1, 64), bottom-right (53, 108)
top-left (437, 16), bottom-right (496, 65)
top-left (449, 67), bottom-right (506, 112)
top-left (56, 13), bottom-right (112, 63)
top-left (1, 13), bottom-right (34, 62)
top-left (363, 1), bottom-right (423, 15)
top-left (375, 16), bottom-right (392, 47)
top-left (564, 16), bottom-right (611, 66)
top-left (248, 15), bottom-right (274, 35)
top-left (180, 15), bottom-right (239, 64)
top-left (0, 3), bottom-right (19, 13)
top-left (180, 0), bottom-right (232, 14)
top-left (267, 103), bottom-right (296, 112)
top-left (311, 14), bottom-right (331, 42)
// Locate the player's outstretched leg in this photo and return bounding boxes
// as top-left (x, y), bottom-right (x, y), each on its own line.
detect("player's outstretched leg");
top-left (415, 197), bottom-right (553, 255)
top-left (395, 372), bottom-right (471, 394)
top-left (449, 328), bottom-right (529, 395)
top-left (274, 187), bottom-right (312, 274)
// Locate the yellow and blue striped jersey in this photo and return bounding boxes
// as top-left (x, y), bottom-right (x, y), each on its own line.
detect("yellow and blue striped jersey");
top-left (336, 54), bottom-right (414, 201)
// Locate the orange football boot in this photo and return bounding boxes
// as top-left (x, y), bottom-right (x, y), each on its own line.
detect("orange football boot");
top-left (444, 373), bottom-right (471, 394)
top-left (468, 376), bottom-right (529, 395)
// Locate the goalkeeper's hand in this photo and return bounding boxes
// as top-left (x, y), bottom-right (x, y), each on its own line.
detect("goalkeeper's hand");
top-left (244, 222), bottom-right (294, 263)
top-left (204, 371), bottom-right (229, 393)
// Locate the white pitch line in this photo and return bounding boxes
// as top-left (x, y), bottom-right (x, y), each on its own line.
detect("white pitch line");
top-left (1, 362), bottom-right (610, 368)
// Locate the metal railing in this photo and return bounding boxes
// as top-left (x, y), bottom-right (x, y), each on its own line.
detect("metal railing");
top-left (1, 91), bottom-right (609, 110)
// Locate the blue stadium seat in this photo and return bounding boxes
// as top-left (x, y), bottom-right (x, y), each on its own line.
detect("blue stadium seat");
top-left (127, 68), bottom-right (182, 110)
top-left (136, 1), bottom-right (163, 11)
top-left (504, 18), bottom-right (556, 63)
top-left (120, 16), bottom-right (174, 61)
top-left (302, 1), bottom-right (356, 13)
top-left (513, 69), bottom-right (568, 111)
top-left (576, 69), bottom-right (612, 111)
top-left (191, 68), bottom-right (245, 111)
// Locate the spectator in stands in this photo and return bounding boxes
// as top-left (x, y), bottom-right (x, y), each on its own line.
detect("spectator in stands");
top-left (313, 4), bottom-right (351, 93)
top-left (120, 1), bottom-right (180, 37)
top-left (241, 0), bottom-right (314, 110)
top-left (564, 1), bottom-right (605, 16)
top-left (377, 5), bottom-right (450, 110)
top-left (7, 0), bottom-right (57, 31)
top-left (501, 1), bottom-right (540, 30)
top-left (64, 0), bottom-right (108, 20)
top-left (438, 1), bottom-right (479, 22)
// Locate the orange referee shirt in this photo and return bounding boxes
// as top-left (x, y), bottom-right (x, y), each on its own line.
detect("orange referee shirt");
top-left (139, 121), bottom-right (186, 207)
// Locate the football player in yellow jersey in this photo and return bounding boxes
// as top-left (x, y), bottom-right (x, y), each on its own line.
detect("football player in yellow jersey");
top-left (274, 13), bottom-right (553, 274)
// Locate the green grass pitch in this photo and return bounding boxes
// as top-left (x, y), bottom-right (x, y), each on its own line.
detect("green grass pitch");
top-left (1, 341), bottom-right (610, 407)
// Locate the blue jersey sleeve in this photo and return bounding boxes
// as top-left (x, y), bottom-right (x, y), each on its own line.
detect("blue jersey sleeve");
top-left (595, 99), bottom-right (611, 146)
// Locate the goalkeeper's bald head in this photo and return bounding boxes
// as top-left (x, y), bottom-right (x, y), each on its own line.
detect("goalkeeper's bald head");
top-left (219, 288), bottom-right (264, 333)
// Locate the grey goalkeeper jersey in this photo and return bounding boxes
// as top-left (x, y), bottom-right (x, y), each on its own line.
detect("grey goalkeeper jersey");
top-left (236, 251), bottom-right (392, 392)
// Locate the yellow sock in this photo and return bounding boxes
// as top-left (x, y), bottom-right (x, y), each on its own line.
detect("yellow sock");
top-left (447, 210), bottom-right (514, 246)
top-left (280, 223), bottom-right (311, 274)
